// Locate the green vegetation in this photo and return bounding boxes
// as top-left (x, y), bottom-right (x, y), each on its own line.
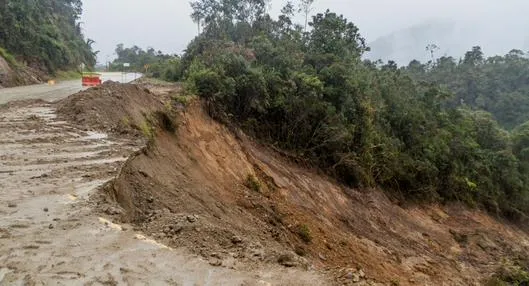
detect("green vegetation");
top-left (139, 120), bottom-right (155, 140)
top-left (0, 0), bottom-right (96, 73)
top-left (244, 174), bottom-right (262, 192)
top-left (296, 224), bottom-right (312, 243)
top-left (486, 261), bottom-right (529, 286)
top-left (0, 47), bottom-right (18, 66)
top-left (178, 0), bottom-right (529, 220)
top-left (109, 44), bottom-right (182, 82)
top-left (405, 47), bottom-right (529, 129)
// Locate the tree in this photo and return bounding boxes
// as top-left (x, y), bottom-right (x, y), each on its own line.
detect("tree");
top-left (298, 0), bottom-right (315, 32)
top-left (182, 1), bottom-right (529, 220)
top-left (0, 0), bottom-right (96, 73)
top-left (308, 10), bottom-right (368, 60)
top-left (191, 7), bottom-right (205, 34)
top-left (426, 43), bottom-right (439, 63)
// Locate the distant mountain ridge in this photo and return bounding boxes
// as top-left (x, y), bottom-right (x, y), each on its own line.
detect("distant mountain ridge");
top-left (366, 19), bottom-right (529, 65)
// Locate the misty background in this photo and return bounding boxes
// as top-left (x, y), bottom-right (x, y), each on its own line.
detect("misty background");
top-left (81, 0), bottom-right (529, 65)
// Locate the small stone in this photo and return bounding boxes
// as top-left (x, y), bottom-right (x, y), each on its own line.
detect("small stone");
top-left (358, 269), bottom-right (366, 278)
top-left (48, 224), bottom-right (54, 229)
top-left (352, 273), bottom-right (360, 283)
top-left (209, 259), bottom-right (222, 267)
top-left (105, 206), bottom-right (122, 216)
top-left (146, 197), bottom-right (154, 203)
top-left (187, 215), bottom-right (197, 223)
top-left (43, 207), bottom-right (49, 212)
top-left (277, 252), bottom-right (298, 267)
top-left (210, 252), bottom-right (222, 259)
top-left (7, 203), bottom-right (17, 208)
top-left (121, 226), bottom-right (128, 231)
top-left (344, 272), bottom-right (354, 280)
top-left (231, 235), bottom-right (243, 244)
top-left (318, 253), bottom-right (327, 261)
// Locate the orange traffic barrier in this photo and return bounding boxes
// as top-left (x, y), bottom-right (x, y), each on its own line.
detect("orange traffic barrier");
top-left (82, 73), bottom-right (102, 87)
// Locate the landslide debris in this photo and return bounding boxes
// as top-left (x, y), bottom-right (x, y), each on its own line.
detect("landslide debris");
top-left (56, 81), bottom-right (167, 137)
top-left (63, 80), bottom-right (529, 285)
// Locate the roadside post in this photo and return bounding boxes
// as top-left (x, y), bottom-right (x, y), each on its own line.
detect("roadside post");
top-left (123, 63), bottom-right (130, 83)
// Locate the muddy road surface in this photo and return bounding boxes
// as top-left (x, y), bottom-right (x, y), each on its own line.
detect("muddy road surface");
top-left (0, 85), bottom-right (327, 285)
top-left (0, 72), bottom-right (139, 105)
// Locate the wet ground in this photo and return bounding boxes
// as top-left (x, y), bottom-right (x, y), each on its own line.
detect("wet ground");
top-left (0, 85), bottom-right (327, 285)
top-left (0, 73), bottom-right (139, 105)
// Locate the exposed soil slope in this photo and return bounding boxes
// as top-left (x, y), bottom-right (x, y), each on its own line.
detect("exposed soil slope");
top-left (50, 80), bottom-right (529, 285)
top-left (100, 99), bottom-right (529, 285)
top-left (0, 55), bottom-right (42, 88)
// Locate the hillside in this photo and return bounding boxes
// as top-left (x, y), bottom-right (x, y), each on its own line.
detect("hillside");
top-left (0, 0), bottom-right (96, 86)
top-left (56, 81), bottom-right (529, 285)
top-left (177, 0), bottom-right (529, 223)
top-left (0, 50), bottom-right (42, 88)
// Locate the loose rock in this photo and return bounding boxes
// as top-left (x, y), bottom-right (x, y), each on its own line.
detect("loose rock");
top-left (187, 215), bottom-right (197, 223)
top-left (231, 235), bottom-right (243, 244)
top-left (277, 252), bottom-right (298, 267)
top-left (209, 259), bottom-right (222, 267)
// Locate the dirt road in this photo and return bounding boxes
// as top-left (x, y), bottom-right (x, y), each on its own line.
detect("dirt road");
top-left (0, 72), bottom-right (138, 105)
top-left (0, 84), bottom-right (327, 285)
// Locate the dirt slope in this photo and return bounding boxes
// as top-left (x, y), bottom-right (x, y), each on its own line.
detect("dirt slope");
top-left (101, 98), bottom-right (529, 285)
top-left (49, 80), bottom-right (529, 285)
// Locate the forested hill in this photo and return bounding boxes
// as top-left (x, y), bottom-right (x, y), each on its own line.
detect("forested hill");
top-left (177, 0), bottom-right (529, 221)
top-left (405, 47), bottom-right (529, 130)
top-left (0, 0), bottom-right (96, 73)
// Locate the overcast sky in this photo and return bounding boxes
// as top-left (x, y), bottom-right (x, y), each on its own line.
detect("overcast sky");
top-left (81, 0), bottom-right (529, 64)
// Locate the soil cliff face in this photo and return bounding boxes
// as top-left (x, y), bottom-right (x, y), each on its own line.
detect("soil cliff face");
top-left (101, 100), bottom-right (529, 285)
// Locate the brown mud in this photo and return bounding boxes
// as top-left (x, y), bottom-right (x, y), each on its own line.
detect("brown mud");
top-left (0, 82), bottom-right (327, 285)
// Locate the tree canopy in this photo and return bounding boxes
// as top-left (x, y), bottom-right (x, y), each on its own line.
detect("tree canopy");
top-left (108, 44), bottom-right (182, 82)
top-left (0, 0), bottom-right (96, 73)
top-left (170, 0), bottom-right (529, 220)
top-left (405, 47), bottom-right (529, 129)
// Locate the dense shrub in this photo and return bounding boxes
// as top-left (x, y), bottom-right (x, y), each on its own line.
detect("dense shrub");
top-left (184, 0), bottom-right (529, 219)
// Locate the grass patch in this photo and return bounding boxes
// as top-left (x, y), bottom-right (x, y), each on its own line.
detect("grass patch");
top-left (172, 94), bottom-right (194, 106)
top-left (139, 120), bottom-right (154, 140)
top-left (0, 47), bottom-right (18, 66)
top-left (486, 262), bottom-right (529, 286)
top-left (244, 174), bottom-right (262, 192)
top-left (296, 224), bottom-right (312, 243)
